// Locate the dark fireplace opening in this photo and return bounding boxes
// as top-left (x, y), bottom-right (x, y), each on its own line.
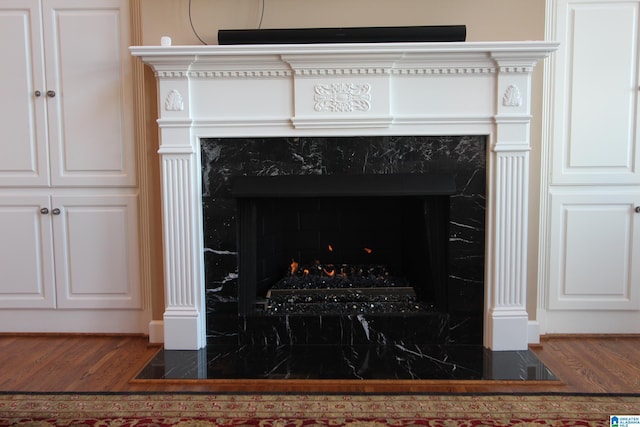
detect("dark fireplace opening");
top-left (202, 135), bottom-right (486, 347)
top-left (232, 174), bottom-right (455, 318)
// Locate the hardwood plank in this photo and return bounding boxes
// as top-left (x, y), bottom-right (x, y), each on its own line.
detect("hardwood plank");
top-left (0, 335), bottom-right (159, 392)
top-left (0, 334), bottom-right (638, 393)
top-left (532, 335), bottom-right (640, 394)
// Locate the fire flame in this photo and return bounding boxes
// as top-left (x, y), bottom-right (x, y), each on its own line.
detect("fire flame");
top-left (323, 268), bottom-right (336, 277)
top-left (288, 245), bottom-right (374, 278)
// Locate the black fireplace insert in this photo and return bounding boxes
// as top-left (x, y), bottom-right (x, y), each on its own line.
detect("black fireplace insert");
top-left (231, 173), bottom-right (455, 319)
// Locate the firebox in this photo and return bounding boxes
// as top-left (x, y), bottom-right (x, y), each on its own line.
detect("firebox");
top-left (232, 173), bottom-right (454, 318)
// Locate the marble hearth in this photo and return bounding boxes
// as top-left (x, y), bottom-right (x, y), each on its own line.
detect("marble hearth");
top-left (131, 40), bottom-right (557, 351)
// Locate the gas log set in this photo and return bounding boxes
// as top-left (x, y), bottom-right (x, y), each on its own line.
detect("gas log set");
top-left (266, 256), bottom-right (432, 315)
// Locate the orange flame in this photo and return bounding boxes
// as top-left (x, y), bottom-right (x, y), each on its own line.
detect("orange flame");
top-left (323, 268), bottom-right (336, 277)
top-left (303, 269), bottom-right (310, 276)
top-left (364, 247), bottom-right (373, 254)
top-left (328, 244), bottom-right (334, 252)
top-left (290, 259), bottom-right (298, 275)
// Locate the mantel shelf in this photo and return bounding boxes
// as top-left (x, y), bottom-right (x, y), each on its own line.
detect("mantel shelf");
top-left (130, 41), bottom-right (558, 59)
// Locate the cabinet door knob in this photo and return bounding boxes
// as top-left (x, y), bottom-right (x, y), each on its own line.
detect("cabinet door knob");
top-left (52, 208), bottom-right (61, 215)
top-left (46, 90), bottom-right (56, 98)
top-left (35, 90), bottom-right (42, 97)
top-left (40, 207), bottom-right (49, 215)
top-left (635, 206), bottom-right (640, 213)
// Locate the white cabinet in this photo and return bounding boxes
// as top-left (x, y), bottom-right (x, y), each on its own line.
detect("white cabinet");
top-left (0, 0), bottom-right (135, 188)
top-left (0, 0), bottom-right (143, 332)
top-left (0, 194), bottom-right (140, 310)
top-left (541, 0), bottom-right (640, 333)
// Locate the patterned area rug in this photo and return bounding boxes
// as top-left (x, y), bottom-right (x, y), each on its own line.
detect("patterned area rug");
top-left (1, 393), bottom-right (639, 426)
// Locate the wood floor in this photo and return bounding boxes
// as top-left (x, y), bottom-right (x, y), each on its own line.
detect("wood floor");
top-left (0, 334), bottom-right (638, 394)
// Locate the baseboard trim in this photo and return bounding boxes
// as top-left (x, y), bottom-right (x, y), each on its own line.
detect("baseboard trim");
top-left (528, 321), bottom-right (540, 345)
top-left (149, 320), bottom-right (164, 344)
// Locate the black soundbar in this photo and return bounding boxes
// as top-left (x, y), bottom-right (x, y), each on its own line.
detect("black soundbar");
top-left (218, 25), bottom-right (466, 45)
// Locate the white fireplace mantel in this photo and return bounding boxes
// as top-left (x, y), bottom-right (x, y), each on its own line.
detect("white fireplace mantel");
top-left (131, 41), bottom-right (557, 351)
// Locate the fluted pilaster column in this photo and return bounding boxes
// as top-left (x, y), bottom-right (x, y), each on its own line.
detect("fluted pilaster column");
top-left (485, 52), bottom-right (537, 350)
top-left (155, 62), bottom-right (206, 350)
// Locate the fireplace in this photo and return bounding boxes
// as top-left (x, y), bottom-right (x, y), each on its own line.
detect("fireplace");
top-left (131, 40), bottom-right (558, 351)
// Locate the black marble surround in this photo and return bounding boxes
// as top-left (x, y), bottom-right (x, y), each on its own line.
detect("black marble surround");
top-left (202, 135), bottom-right (486, 347)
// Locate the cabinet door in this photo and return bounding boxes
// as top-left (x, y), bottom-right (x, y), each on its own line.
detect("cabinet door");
top-left (550, 0), bottom-right (640, 185)
top-left (51, 194), bottom-right (140, 309)
top-left (0, 1), bottom-right (49, 186)
top-left (42, 0), bottom-right (136, 187)
top-left (0, 196), bottom-right (56, 308)
top-left (547, 190), bottom-right (640, 314)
